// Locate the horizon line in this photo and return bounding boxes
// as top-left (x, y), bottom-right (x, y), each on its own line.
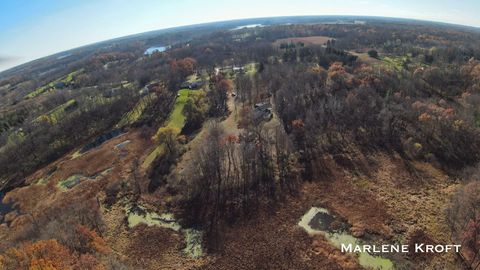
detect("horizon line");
top-left (1, 14), bottom-right (479, 76)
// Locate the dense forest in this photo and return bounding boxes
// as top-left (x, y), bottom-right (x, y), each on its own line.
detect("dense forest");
top-left (0, 17), bottom-right (480, 269)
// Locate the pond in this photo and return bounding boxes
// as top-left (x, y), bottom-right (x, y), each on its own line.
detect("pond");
top-left (57, 168), bottom-right (112, 190)
top-left (299, 207), bottom-right (394, 270)
top-left (144, 46), bottom-right (167, 55)
top-left (126, 204), bottom-right (203, 258)
top-left (232, 24), bottom-right (264, 30)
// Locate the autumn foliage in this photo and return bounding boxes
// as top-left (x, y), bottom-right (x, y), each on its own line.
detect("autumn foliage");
top-left (0, 239), bottom-right (75, 270)
top-left (0, 226), bottom-right (110, 270)
top-left (170, 57), bottom-right (197, 77)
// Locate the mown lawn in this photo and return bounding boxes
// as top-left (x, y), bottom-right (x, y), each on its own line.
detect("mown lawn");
top-left (166, 89), bottom-right (191, 130)
top-left (245, 62), bottom-right (257, 76)
top-left (142, 88), bottom-right (195, 168)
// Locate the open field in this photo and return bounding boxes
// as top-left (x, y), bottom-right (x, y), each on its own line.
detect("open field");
top-left (349, 51), bottom-right (383, 65)
top-left (35, 99), bottom-right (77, 123)
top-left (166, 89), bottom-right (191, 130)
top-left (142, 89), bottom-right (197, 168)
top-left (273, 35), bottom-right (334, 46)
top-left (25, 69), bottom-right (83, 99)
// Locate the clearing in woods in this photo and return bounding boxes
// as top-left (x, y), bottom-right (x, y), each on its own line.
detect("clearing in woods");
top-left (273, 36), bottom-right (334, 46)
top-left (142, 88), bottom-right (196, 168)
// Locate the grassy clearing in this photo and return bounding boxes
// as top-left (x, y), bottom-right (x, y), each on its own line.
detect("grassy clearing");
top-left (143, 144), bottom-right (165, 168)
top-left (7, 130), bottom-right (25, 145)
top-left (57, 174), bottom-right (83, 189)
top-left (118, 93), bottom-right (155, 127)
top-left (166, 89), bottom-right (191, 130)
top-left (273, 36), bottom-right (333, 47)
top-left (380, 55), bottom-right (427, 71)
top-left (142, 89), bottom-right (195, 168)
top-left (349, 51), bottom-right (383, 65)
top-left (245, 62), bottom-right (257, 76)
top-left (57, 168), bottom-right (111, 190)
top-left (36, 99), bottom-right (77, 124)
top-left (70, 150), bottom-right (83, 160)
top-left (186, 74), bottom-right (198, 83)
top-left (25, 69), bottom-right (83, 99)
top-left (36, 177), bottom-right (49, 185)
top-left (26, 83), bottom-right (54, 99)
top-left (232, 32), bottom-right (252, 42)
top-left (381, 56), bottom-right (410, 70)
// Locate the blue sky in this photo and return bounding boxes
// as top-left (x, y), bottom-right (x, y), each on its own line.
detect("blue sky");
top-left (1, 0), bottom-right (479, 71)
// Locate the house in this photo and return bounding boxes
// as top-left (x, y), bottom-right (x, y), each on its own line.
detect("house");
top-left (180, 80), bottom-right (204, 90)
top-left (140, 81), bottom-right (162, 95)
top-left (215, 65), bottom-right (245, 75)
top-left (103, 88), bottom-right (120, 98)
top-left (232, 66), bottom-right (245, 73)
top-left (54, 82), bottom-right (66, 89)
top-left (188, 81), bottom-right (204, 89)
top-left (253, 101), bottom-right (273, 123)
top-left (139, 88), bottom-right (149, 96)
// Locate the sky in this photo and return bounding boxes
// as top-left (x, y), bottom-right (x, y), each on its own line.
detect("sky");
top-left (1, 0), bottom-right (479, 72)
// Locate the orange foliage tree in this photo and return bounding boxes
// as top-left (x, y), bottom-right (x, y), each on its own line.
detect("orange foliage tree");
top-left (171, 57), bottom-right (197, 77)
top-left (0, 225), bottom-right (111, 270)
top-left (0, 239), bottom-right (76, 270)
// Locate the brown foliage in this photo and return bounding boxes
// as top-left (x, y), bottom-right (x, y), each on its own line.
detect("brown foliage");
top-left (171, 57), bottom-right (197, 77)
top-left (447, 180), bottom-right (480, 268)
top-left (0, 225), bottom-right (112, 270)
top-left (0, 239), bottom-right (76, 270)
top-left (216, 79), bottom-right (233, 93)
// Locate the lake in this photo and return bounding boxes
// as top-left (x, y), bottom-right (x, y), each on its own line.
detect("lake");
top-left (144, 46), bottom-right (167, 55)
top-left (232, 24), bottom-right (264, 30)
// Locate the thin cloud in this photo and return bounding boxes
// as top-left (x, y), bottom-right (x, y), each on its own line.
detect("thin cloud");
top-left (0, 56), bottom-right (18, 63)
top-left (0, 56), bottom-right (23, 72)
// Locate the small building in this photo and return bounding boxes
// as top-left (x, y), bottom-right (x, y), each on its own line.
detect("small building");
top-left (139, 88), bottom-right (149, 96)
top-left (253, 101), bottom-right (273, 123)
top-left (232, 66), bottom-right (245, 73)
top-left (181, 80), bottom-right (204, 90)
top-left (103, 88), bottom-right (120, 98)
top-left (54, 82), bottom-right (66, 89)
top-left (216, 65), bottom-right (245, 75)
top-left (140, 81), bottom-right (161, 95)
top-left (188, 81), bottom-right (204, 89)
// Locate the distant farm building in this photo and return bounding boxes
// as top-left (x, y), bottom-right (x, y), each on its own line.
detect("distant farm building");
top-left (215, 65), bottom-right (245, 75)
top-left (232, 66), bottom-right (245, 72)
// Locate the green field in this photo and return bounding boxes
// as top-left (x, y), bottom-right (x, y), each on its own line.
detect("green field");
top-left (26, 83), bottom-right (55, 99)
top-left (245, 62), bottom-right (257, 75)
top-left (381, 56), bottom-right (410, 70)
top-left (25, 69), bottom-right (83, 99)
top-left (380, 55), bottom-right (428, 71)
top-left (166, 89), bottom-right (191, 130)
top-left (35, 99), bottom-right (77, 123)
top-left (142, 89), bottom-right (195, 168)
